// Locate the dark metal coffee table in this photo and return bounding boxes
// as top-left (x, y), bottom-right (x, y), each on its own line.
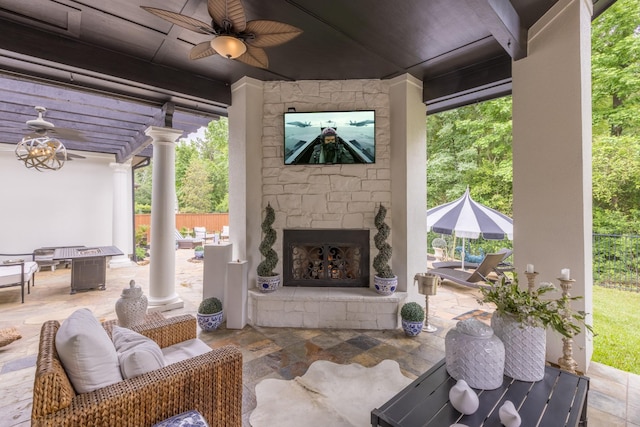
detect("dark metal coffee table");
top-left (371, 358), bottom-right (589, 427)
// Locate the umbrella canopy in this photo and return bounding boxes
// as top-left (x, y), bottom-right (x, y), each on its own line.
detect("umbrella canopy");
top-left (427, 188), bottom-right (513, 268)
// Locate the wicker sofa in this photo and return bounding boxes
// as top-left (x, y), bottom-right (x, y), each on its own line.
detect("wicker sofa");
top-left (32, 314), bottom-right (243, 426)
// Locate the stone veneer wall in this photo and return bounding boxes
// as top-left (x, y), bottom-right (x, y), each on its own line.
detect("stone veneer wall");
top-left (261, 79), bottom-right (391, 287)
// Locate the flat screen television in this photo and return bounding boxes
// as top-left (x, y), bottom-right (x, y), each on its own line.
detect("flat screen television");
top-left (284, 110), bottom-right (375, 165)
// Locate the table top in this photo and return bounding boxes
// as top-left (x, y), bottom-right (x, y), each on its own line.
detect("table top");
top-left (371, 359), bottom-right (589, 427)
top-left (53, 246), bottom-right (123, 259)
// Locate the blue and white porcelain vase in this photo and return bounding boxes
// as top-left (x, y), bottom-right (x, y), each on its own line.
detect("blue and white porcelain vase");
top-left (197, 310), bottom-right (224, 331)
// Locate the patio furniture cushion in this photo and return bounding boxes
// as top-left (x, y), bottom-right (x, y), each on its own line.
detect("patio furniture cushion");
top-left (0, 260), bottom-right (38, 286)
top-left (112, 325), bottom-right (165, 379)
top-left (55, 308), bottom-right (123, 393)
top-left (162, 338), bottom-right (213, 365)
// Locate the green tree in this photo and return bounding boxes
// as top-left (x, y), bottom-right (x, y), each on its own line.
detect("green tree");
top-left (591, 0), bottom-right (640, 231)
top-left (427, 97), bottom-right (513, 215)
top-left (179, 157), bottom-right (215, 213)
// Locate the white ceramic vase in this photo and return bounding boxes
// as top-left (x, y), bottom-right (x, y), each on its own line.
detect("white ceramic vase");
top-left (445, 318), bottom-right (505, 390)
top-left (491, 313), bottom-right (546, 382)
top-left (115, 280), bottom-right (148, 328)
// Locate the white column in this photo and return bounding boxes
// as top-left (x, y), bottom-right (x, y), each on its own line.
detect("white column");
top-left (109, 160), bottom-right (134, 267)
top-left (388, 74), bottom-right (428, 297)
top-left (227, 260), bottom-right (248, 329)
top-left (228, 77), bottom-right (264, 288)
top-left (512, 0), bottom-right (593, 372)
top-left (146, 126), bottom-right (185, 311)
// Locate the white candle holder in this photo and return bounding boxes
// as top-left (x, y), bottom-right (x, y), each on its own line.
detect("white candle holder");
top-left (524, 271), bottom-right (539, 293)
top-left (557, 277), bottom-right (578, 374)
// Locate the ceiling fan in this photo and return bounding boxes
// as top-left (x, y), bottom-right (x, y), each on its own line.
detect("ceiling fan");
top-left (0, 106), bottom-right (86, 171)
top-left (141, 0), bottom-right (303, 69)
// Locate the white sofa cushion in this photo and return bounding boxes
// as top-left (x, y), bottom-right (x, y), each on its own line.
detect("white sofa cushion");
top-left (0, 261), bottom-right (38, 286)
top-left (161, 338), bottom-right (211, 365)
top-left (55, 308), bottom-right (123, 393)
top-left (112, 325), bottom-right (165, 379)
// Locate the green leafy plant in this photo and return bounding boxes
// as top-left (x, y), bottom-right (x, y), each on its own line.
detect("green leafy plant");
top-left (431, 237), bottom-right (447, 249)
top-left (373, 204), bottom-right (394, 278)
top-left (194, 245), bottom-right (204, 252)
top-left (257, 203), bottom-right (278, 277)
top-left (135, 246), bottom-right (147, 260)
top-left (198, 297), bottom-right (222, 314)
top-left (479, 274), bottom-right (593, 338)
top-left (400, 302), bottom-right (425, 322)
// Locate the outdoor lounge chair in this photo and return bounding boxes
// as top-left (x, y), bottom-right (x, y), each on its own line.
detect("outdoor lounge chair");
top-left (175, 230), bottom-right (203, 249)
top-left (0, 258), bottom-right (38, 303)
top-left (431, 248), bottom-right (513, 271)
top-left (427, 252), bottom-right (508, 288)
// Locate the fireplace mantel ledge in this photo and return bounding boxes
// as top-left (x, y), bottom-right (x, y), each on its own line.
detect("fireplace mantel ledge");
top-left (248, 287), bottom-right (407, 330)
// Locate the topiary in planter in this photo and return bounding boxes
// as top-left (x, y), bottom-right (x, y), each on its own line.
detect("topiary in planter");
top-left (373, 204), bottom-right (394, 278)
top-left (257, 203), bottom-right (278, 277)
top-left (197, 297), bottom-right (223, 331)
top-left (401, 302), bottom-right (425, 336)
top-left (400, 302), bottom-right (425, 322)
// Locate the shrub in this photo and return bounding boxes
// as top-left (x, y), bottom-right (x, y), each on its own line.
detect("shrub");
top-left (401, 302), bottom-right (425, 322)
top-left (198, 297), bottom-right (222, 314)
top-left (257, 203), bottom-right (278, 277)
top-left (194, 245), bottom-right (204, 252)
top-left (373, 204), bottom-right (394, 278)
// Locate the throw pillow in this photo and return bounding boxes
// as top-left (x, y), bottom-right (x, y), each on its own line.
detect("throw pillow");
top-left (55, 308), bottom-right (123, 393)
top-left (112, 325), bottom-right (165, 379)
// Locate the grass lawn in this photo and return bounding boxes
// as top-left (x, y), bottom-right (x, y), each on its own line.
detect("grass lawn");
top-left (592, 285), bottom-right (640, 374)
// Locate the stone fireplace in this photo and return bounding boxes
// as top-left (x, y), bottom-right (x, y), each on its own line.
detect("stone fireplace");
top-left (283, 229), bottom-right (369, 287)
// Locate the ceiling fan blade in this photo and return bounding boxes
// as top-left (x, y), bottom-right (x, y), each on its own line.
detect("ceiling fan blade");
top-left (190, 41), bottom-right (218, 60)
top-left (48, 128), bottom-right (88, 142)
top-left (236, 45), bottom-right (269, 69)
top-left (245, 20), bottom-right (303, 48)
top-left (141, 6), bottom-right (216, 35)
top-left (208, 0), bottom-right (247, 32)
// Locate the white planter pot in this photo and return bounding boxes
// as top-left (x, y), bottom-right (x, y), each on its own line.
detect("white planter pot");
top-left (491, 313), bottom-right (546, 382)
top-left (374, 275), bottom-right (397, 295)
top-left (115, 280), bottom-right (148, 328)
top-left (257, 274), bottom-right (280, 293)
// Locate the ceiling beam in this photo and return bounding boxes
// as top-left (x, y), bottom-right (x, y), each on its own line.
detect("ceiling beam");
top-left (0, 18), bottom-right (232, 113)
top-left (424, 55), bottom-right (512, 114)
top-left (465, 0), bottom-right (527, 60)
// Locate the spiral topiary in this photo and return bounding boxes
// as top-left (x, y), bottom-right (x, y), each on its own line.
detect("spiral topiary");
top-left (373, 204), bottom-right (394, 278)
top-left (257, 203), bottom-right (278, 277)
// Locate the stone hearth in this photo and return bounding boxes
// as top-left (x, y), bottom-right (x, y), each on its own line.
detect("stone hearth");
top-left (248, 287), bottom-right (406, 329)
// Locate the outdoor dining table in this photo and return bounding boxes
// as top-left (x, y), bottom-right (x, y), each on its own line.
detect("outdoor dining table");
top-left (53, 246), bottom-right (123, 294)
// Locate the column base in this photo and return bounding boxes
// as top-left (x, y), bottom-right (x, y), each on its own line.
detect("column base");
top-left (147, 298), bottom-right (185, 313)
top-left (109, 256), bottom-right (135, 269)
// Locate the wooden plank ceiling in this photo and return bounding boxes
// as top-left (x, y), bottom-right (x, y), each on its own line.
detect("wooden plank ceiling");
top-left (0, 0), bottom-right (617, 163)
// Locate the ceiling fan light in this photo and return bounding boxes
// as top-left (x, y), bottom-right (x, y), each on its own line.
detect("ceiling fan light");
top-left (210, 36), bottom-right (246, 59)
top-left (15, 135), bottom-right (66, 171)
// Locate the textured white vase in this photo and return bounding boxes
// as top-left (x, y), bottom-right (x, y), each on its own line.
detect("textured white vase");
top-left (491, 313), bottom-right (546, 382)
top-left (445, 318), bottom-right (505, 390)
top-left (448, 379), bottom-right (479, 415)
top-left (115, 280), bottom-right (148, 328)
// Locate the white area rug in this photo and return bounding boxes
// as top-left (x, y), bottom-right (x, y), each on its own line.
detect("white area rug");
top-left (249, 359), bottom-right (413, 427)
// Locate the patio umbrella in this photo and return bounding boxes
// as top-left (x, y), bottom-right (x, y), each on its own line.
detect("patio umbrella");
top-left (427, 187), bottom-right (513, 269)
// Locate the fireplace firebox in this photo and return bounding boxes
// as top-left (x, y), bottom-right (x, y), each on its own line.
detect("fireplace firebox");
top-left (283, 229), bottom-right (370, 287)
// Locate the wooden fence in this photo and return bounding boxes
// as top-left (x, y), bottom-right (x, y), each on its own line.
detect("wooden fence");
top-left (135, 213), bottom-right (229, 241)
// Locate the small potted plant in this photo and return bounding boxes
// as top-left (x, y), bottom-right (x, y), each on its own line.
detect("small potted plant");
top-left (197, 297), bottom-right (223, 331)
top-left (257, 203), bottom-right (280, 292)
top-left (194, 245), bottom-right (204, 260)
top-left (400, 302), bottom-right (425, 336)
top-left (373, 204), bottom-right (397, 295)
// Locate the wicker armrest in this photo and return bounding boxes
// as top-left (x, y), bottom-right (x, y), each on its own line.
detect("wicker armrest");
top-left (102, 314), bottom-right (196, 348)
top-left (33, 345), bottom-right (243, 427)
